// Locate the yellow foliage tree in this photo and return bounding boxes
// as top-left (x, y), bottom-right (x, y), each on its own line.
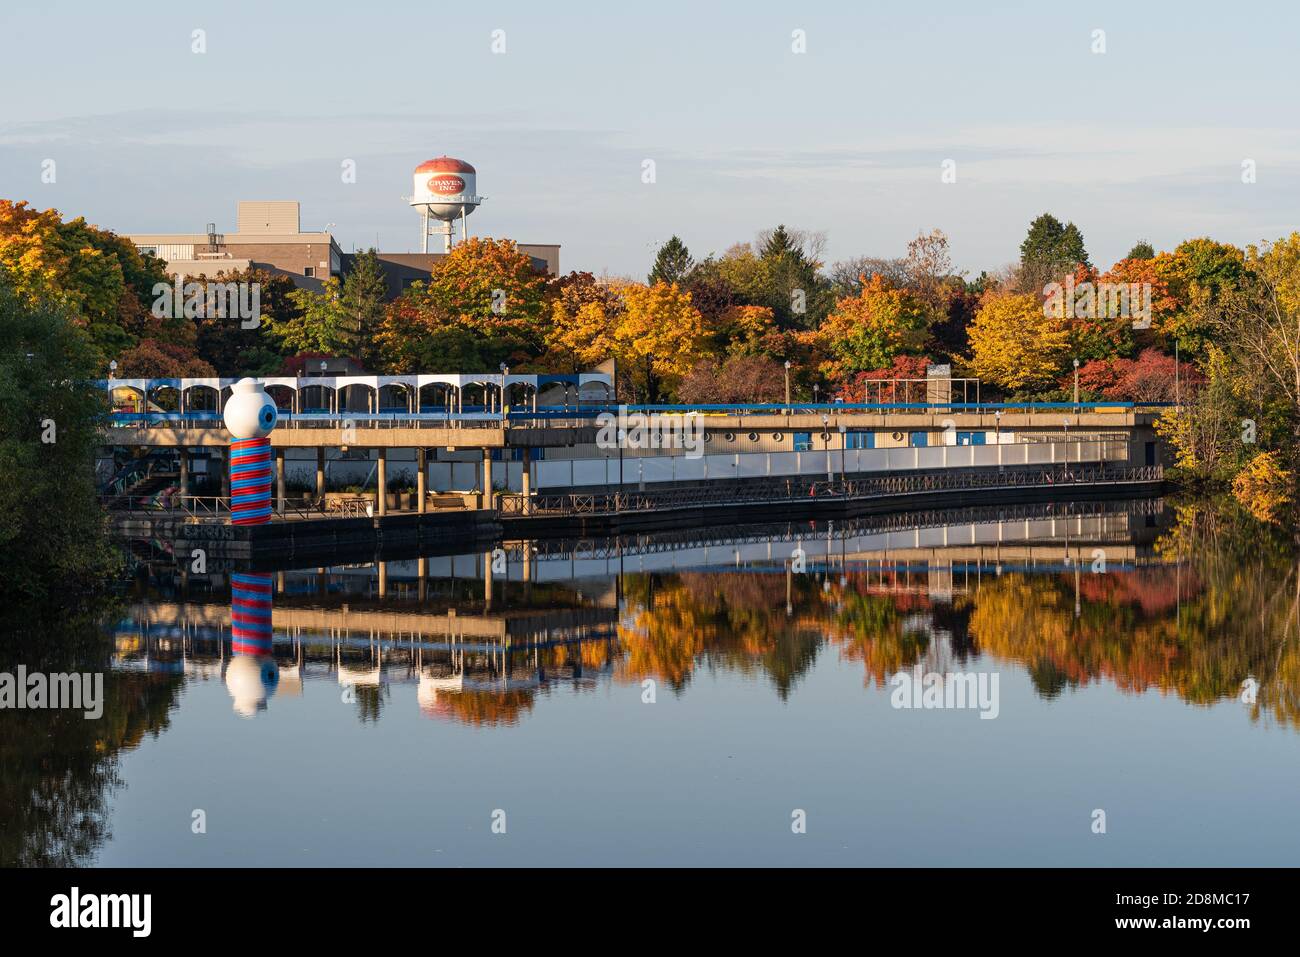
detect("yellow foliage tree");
top-left (614, 281), bottom-right (704, 401)
top-left (968, 292), bottom-right (1072, 394)
top-left (543, 299), bottom-right (617, 372)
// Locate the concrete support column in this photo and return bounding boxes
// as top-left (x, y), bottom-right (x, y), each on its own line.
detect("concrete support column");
top-left (417, 556), bottom-right (427, 603)
top-left (276, 447), bottom-right (286, 515)
top-left (521, 447), bottom-right (531, 498)
top-left (179, 448), bottom-right (189, 498)
top-left (417, 448), bottom-right (427, 514)
top-left (483, 550), bottom-right (494, 607)
top-left (481, 448), bottom-right (492, 510)
top-left (378, 561), bottom-right (387, 599)
top-left (522, 540), bottom-right (532, 583)
top-left (376, 448), bottom-right (387, 516)
top-left (316, 447), bottom-right (326, 500)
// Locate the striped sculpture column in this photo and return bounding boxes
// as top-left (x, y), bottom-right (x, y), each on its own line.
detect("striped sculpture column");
top-left (230, 438), bottom-right (272, 525)
top-left (230, 572), bottom-right (274, 656)
top-left (222, 377), bottom-right (278, 526)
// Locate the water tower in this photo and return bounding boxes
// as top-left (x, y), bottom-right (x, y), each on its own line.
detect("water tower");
top-left (409, 157), bottom-right (484, 253)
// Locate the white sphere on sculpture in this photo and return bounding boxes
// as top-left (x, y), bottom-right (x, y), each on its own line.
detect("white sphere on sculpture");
top-left (223, 377), bottom-right (277, 439)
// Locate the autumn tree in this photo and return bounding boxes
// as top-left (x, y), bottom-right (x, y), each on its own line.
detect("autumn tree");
top-left (1159, 238), bottom-right (1245, 355)
top-left (544, 298), bottom-right (618, 373)
top-left (678, 354), bottom-right (786, 403)
top-left (0, 200), bottom-right (174, 363)
top-left (968, 291), bottom-right (1072, 394)
top-left (376, 292), bottom-right (493, 372)
top-left (1204, 233), bottom-right (1300, 455)
top-left (808, 274), bottom-right (931, 385)
top-left (904, 228), bottom-right (959, 313)
top-left (614, 281), bottom-right (704, 402)
top-left (422, 237), bottom-right (547, 355)
top-left (114, 339), bottom-right (217, 378)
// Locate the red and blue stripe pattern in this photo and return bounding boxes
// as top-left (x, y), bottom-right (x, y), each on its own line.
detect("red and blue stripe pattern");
top-left (231, 572), bottom-right (274, 655)
top-left (230, 437), bottom-right (272, 525)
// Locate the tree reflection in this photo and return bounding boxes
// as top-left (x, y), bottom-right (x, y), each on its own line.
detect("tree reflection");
top-left (609, 502), bottom-right (1300, 729)
top-left (0, 603), bottom-right (183, 867)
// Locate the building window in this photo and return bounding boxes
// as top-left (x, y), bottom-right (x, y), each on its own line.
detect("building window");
top-left (956, 431), bottom-right (987, 446)
top-left (304, 266), bottom-right (315, 277)
top-left (137, 245), bottom-right (158, 257)
top-left (844, 430), bottom-right (875, 450)
top-left (793, 432), bottom-right (813, 452)
top-left (909, 431), bottom-right (928, 448)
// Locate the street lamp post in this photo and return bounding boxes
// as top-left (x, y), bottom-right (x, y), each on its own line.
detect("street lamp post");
top-left (994, 410), bottom-right (1003, 473)
top-left (499, 362), bottom-right (509, 419)
top-left (1063, 416), bottom-right (1072, 477)
top-left (1072, 357), bottom-right (1080, 411)
top-left (822, 413), bottom-right (832, 484)
top-left (783, 359), bottom-right (792, 412)
top-left (838, 423), bottom-right (847, 486)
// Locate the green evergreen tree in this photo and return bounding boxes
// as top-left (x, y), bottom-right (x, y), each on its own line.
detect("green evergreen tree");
top-left (1126, 240), bottom-right (1156, 260)
top-left (341, 248), bottom-right (388, 367)
top-left (1019, 213), bottom-right (1090, 290)
top-left (757, 224), bottom-right (831, 329)
top-left (648, 236), bottom-right (694, 285)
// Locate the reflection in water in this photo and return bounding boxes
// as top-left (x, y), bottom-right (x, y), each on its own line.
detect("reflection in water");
top-left (102, 498), bottom-right (1300, 730)
top-left (8, 496), bottom-right (1300, 865)
top-left (0, 602), bottom-right (182, 867)
top-left (227, 572), bottom-right (278, 717)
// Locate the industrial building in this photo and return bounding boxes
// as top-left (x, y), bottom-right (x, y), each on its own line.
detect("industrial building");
top-left (124, 157), bottom-right (560, 298)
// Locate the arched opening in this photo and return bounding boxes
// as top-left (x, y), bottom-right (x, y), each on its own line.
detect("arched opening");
top-left (182, 384), bottom-right (222, 419)
top-left (146, 382), bottom-right (181, 414)
top-left (419, 382), bottom-right (458, 415)
top-left (378, 382), bottom-right (414, 414)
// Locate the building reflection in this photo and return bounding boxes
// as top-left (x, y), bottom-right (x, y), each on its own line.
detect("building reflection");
top-left (108, 498), bottom-right (1300, 731)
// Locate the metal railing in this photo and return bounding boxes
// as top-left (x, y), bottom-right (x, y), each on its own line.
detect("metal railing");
top-left (498, 465), bottom-right (1164, 517)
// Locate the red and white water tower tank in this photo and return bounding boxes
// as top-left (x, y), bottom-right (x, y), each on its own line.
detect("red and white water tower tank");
top-left (409, 156), bottom-right (484, 252)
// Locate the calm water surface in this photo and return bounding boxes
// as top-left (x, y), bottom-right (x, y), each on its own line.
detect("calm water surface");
top-left (6, 498), bottom-right (1300, 866)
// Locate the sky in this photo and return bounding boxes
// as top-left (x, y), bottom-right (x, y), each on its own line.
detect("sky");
top-left (2, 0), bottom-right (1298, 279)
